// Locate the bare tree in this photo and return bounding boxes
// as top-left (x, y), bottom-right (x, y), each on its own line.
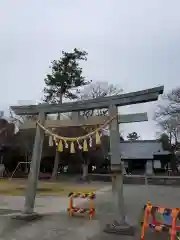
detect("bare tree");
top-left (157, 117), bottom-right (180, 145)
top-left (127, 131), bottom-right (140, 141)
top-left (157, 133), bottom-right (172, 151)
top-left (155, 87), bottom-right (180, 147)
top-left (77, 81), bottom-right (123, 180)
top-left (79, 81), bottom-right (123, 118)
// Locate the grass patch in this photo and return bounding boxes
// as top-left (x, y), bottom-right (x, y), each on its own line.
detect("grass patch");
top-left (16, 187), bottom-right (64, 192)
top-left (0, 179), bottom-right (99, 196)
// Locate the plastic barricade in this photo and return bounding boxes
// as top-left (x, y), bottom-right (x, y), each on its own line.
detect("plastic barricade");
top-left (141, 201), bottom-right (180, 240)
top-left (67, 192), bottom-right (96, 220)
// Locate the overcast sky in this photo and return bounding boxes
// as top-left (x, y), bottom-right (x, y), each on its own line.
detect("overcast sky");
top-left (0, 0), bottom-right (180, 139)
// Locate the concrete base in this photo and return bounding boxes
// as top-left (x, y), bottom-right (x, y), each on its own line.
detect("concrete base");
top-left (11, 212), bottom-right (42, 221)
top-left (104, 220), bottom-right (135, 236)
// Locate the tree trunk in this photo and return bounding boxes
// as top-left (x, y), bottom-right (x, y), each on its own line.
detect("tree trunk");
top-left (169, 132), bottom-right (172, 145)
top-left (0, 155), bottom-right (3, 164)
top-left (51, 150), bottom-right (59, 180)
top-left (170, 153), bottom-right (177, 175)
top-left (51, 91), bottom-right (62, 180)
top-left (25, 152), bottom-right (29, 174)
top-left (82, 163), bottom-right (88, 181)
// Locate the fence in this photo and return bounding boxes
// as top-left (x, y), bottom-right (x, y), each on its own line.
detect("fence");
top-left (141, 201), bottom-right (180, 240)
top-left (67, 192), bottom-right (96, 220)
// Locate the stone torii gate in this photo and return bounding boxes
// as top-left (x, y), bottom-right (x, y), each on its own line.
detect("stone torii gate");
top-left (11, 85), bottom-right (163, 234)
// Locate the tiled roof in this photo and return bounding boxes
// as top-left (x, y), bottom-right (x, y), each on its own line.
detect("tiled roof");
top-left (119, 140), bottom-right (170, 159)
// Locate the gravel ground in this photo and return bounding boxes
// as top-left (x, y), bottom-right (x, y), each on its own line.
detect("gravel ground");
top-left (0, 185), bottom-right (179, 239)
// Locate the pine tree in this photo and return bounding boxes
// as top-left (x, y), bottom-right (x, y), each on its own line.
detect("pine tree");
top-left (43, 48), bottom-right (91, 180)
top-left (44, 48), bottom-right (91, 104)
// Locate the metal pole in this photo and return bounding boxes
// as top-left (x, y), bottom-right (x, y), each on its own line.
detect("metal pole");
top-left (23, 111), bottom-right (45, 214)
top-left (104, 104), bottom-right (134, 235)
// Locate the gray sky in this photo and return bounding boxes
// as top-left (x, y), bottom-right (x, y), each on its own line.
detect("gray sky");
top-left (0, 0), bottom-right (180, 139)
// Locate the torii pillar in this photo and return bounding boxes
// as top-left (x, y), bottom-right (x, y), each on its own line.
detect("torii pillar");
top-left (104, 104), bottom-right (134, 234)
top-left (24, 111), bottom-right (46, 214)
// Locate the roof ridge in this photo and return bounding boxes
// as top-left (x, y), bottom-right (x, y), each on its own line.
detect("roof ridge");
top-left (122, 140), bottom-right (159, 143)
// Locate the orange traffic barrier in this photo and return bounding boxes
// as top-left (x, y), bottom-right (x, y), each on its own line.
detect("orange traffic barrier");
top-left (67, 192), bottom-right (96, 220)
top-left (141, 201), bottom-right (180, 240)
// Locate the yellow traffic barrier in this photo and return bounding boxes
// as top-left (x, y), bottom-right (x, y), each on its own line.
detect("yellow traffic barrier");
top-left (67, 191), bottom-right (96, 220)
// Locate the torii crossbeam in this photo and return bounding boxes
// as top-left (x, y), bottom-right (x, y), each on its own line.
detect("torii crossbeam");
top-left (11, 85), bottom-right (164, 235)
top-left (12, 86), bottom-right (163, 115)
top-left (19, 113), bottom-right (148, 129)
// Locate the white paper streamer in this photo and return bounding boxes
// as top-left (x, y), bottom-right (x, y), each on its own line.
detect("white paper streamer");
top-left (89, 136), bottom-right (92, 147)
top-left (77, 140), bottom-right (82, 150)
top-left (48, 136), bottom-right (53, 146)
top-left (65, 141), bottom-right (69, 148)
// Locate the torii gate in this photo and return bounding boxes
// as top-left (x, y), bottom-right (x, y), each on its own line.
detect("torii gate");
top-left (11, 85), bottom-right (163, 235)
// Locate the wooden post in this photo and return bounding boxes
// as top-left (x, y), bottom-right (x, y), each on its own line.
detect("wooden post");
top-left (104, 104), bottom-right (134, 235)
top-left (71, 111), bottom-right (80, 121)
top-left (145, 160), bottom-right (154, 176)
top-left (23, 111), bottom-right (45, 214)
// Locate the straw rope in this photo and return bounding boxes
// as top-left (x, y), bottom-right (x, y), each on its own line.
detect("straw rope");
top-left (37, 114), bottom-right (117, 141)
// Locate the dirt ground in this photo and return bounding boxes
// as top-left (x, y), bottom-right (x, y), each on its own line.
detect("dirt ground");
top-left (0, 178), bottom-right (104, 196)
